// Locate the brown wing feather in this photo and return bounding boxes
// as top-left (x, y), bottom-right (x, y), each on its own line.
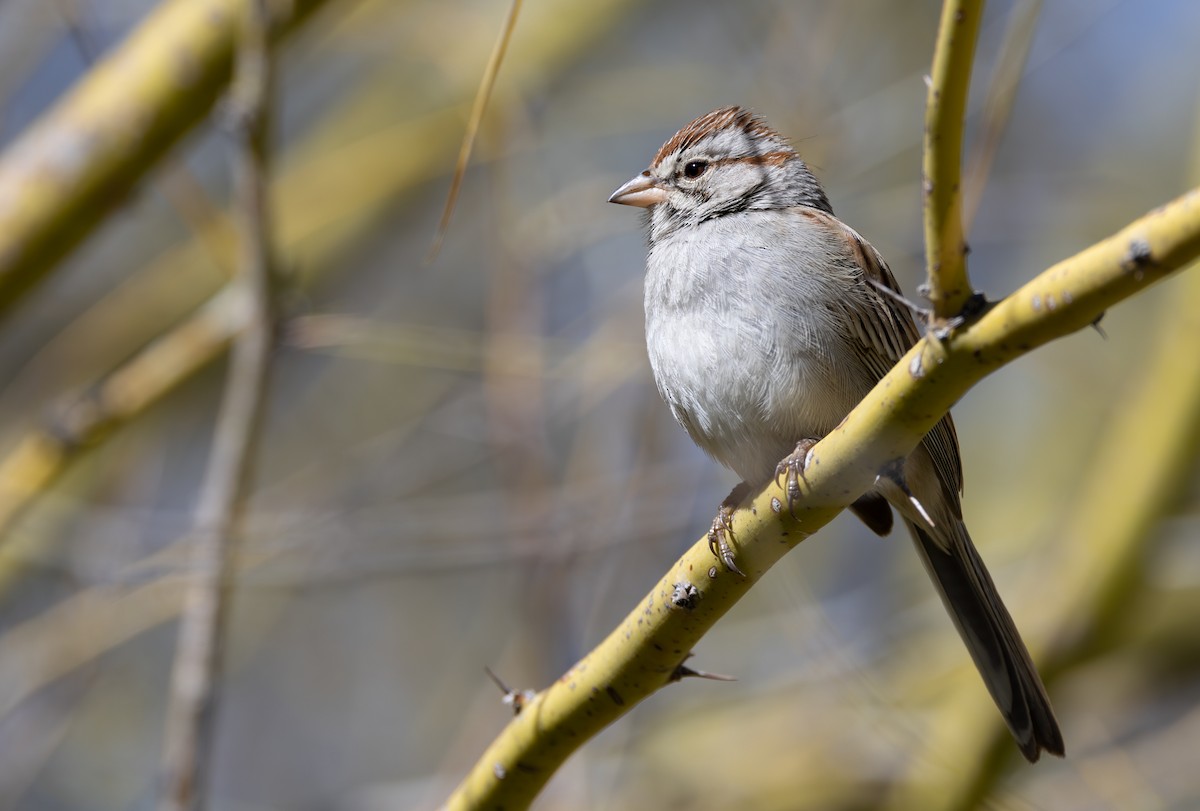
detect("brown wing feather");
top-left (802, 208), bottom-right (965, 504)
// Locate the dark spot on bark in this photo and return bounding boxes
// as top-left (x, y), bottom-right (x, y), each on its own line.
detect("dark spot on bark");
top-left (1121, 238), bottom-right (1155, 279)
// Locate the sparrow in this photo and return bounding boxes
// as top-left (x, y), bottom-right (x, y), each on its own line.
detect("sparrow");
top-left (608, 106), bottom-right (1063, 762)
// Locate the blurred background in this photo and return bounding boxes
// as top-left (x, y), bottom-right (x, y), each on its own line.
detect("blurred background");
top-left (0, 0), bottom-right (1199, 809)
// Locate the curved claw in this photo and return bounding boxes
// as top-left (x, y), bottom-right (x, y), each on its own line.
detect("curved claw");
top-left (707, 505), bottom-right (746, 577)
top-left (774, 438), bottom-right (819, 516)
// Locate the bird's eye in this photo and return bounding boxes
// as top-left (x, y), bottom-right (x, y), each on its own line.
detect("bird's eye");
top-left (682, 160), bottom-right (709, 179)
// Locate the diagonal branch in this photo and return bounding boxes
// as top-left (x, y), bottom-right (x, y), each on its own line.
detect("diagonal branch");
top-left (923, 0), bottom-right (985, 319)
top-left (886, 196), bottom-right (1200, 810)
top-left (442, 185), bottom-right (1200, 811)
top-left (893, 246), bottom-right (1200, 811)
top-left (0, 0), bottom-right (330, 321)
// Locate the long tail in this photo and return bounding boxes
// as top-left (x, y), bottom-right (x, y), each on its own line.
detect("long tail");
top-left (905, 519), bottom-right (1064, 762)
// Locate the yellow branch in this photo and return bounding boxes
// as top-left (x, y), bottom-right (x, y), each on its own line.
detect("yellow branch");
top-left (442, 187), bottom-right (1200, 810)
top-left (886, 216), bottom-right (1200, 811)
top-left (923, 0), bottom-right (984, 318)
top-left (0, 0), bottom-right (331, 318)
top-left (904, 247), bottom-right (1200, 811)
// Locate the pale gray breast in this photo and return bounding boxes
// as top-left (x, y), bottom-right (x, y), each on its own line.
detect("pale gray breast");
top-left (643, 210), bottom-right (873, 483)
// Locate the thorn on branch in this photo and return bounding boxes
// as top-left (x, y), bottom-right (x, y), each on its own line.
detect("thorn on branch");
top-left (669, 653), bottom-right (736, 684)
top-left (485, 666), bottom-right (536, 716)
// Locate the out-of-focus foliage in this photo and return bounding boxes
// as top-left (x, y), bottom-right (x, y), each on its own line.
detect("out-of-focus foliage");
top-left (0, 1), bottom-right (1198, 809)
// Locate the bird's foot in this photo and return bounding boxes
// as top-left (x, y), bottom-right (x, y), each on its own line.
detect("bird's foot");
top-left (774, 438), bottom-right (819, 515)
top-left (708, 482), bottom-right (750, 577)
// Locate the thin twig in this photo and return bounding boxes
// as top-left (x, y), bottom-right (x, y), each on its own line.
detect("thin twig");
top-left (426, 0), bottom-right (523, 262)
top-left (922, 0), bottom-right (985, 320)
top-left (962, 0), bottom-right (1043, 232)
top-left (157, 3), bottom-right (276, 809)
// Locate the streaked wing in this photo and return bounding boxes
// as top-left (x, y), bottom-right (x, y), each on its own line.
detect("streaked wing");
top-left (797, 207), bottom-right (964, 504)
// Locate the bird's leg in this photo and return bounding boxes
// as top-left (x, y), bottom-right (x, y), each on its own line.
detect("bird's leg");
top-left (708, 482), bottom-right (750, 576)
top-left (774, 438), bottom-right (820, 515)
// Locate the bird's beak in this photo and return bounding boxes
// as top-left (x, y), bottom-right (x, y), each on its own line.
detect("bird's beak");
top-left (608, 171), bottom-right (667, 208)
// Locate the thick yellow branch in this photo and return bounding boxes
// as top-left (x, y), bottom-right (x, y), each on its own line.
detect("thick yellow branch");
top-left (442, 187), bottom-right (1200, 810)
top-left (0, 0), bottom-right (330, 318)
top-left (886, 236), bottom-right (1200, 811)
top-left (923, 0), bottom-right (984, 318)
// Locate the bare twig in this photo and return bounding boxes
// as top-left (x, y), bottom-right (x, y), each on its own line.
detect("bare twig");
top-left (922, 0), bottom-right (985, 319)
top-left (426, 0), bottom-right (523, 262)
top-left (962, 0), bottom-right (1043, 232)
top-left (157, 3), bottom-right (276, 810)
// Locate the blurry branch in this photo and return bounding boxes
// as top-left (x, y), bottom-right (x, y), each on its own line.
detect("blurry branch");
top-left (53, 0), bottom-right (238, 273)
top-left (0, 448), bottom-right (686, 721)
top-left (1050, 272), bottom-right (1200, 665)
top-left (158, 5), bottom-right (277, 809)
top-left (962, 0), bottom-right (1042, 231)
top-left (288, 314), bottom-right (640, 381)
top-left (0, 0), bottom-right (638, 569)
top-left (0, 540), bottom-right (281, 721)
top-left (427, 0), bottom-right (523, 262)
top-left (0, 287), bottom-right (250, 545)
top-left (443, 185), bottom-right (1200, 810)
top-left (0, 105), bottom-right (465, 573)
top-left (922, 0), bottom-right (983, 319)
top-left (0, 0), bottom-right (332, 321)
